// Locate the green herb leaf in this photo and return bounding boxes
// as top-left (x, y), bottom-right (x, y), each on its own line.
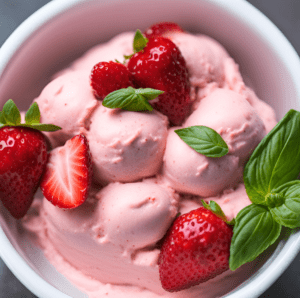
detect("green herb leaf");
top-left (0, 99), bottom-right (61, 132)
top-left (133, 29), bottom-right (148, 53)
top-left (268, 180), bottom-right (300, 229)
top-left (25, 102), bottom-right (40, 124)
top-left (202, 200), bottom-right (227, 221)
top-left (201, 199), bottom-right (235, 225)
top-left (175, 126), bottom-right (229, 158)
top-left (20, 123), bottom-right (61, 132)
top-left (102, 87), bottom-right (163, 111)
top-left (2, 99), bottom-right (21, 125)
top-left (0, 111), bottom-right (6, 125)
top-left (244, 110), bottom-right (300, 205)
top-left (229, 204), bottom-right (281, 271)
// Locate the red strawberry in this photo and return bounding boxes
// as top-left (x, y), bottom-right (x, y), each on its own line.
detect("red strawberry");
top-left (127, 37), bottom-right (191, 125)
top-left (0, 126), bottom-right (48, 219)
top-left (158, 207), bottom-right (232, 292)
top-left (90, 61), bottom-right (134, 100)
top-left (144, 22), bottom-right (184, 38)
top-left (40, 134), bottom-right (92, 209)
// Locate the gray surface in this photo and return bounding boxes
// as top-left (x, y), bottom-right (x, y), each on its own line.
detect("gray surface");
top-left (0, 0), bottom-right (300, 297)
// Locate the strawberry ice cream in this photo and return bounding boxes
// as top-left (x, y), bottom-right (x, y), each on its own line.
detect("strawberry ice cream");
top-left (168, 32), bottom-right (231, 88)
top-left (162, 88), bottom-right (266, 197)
top-left (35, 70), bottom-right (98, 147)
top-left (86, 105), bottom-right (168, 184)
top-left (21, 25), bottom-right (278, 298)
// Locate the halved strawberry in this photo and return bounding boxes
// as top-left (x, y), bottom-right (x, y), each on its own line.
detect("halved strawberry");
top-left (40, 134), bottom-right (92, 208)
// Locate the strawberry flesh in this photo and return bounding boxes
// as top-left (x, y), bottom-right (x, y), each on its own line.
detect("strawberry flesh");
top-left (40, 134), bottom-right (92, 209)
top-left (90, 61), bottom-right (134, 100)
top-left (127, 37), bottom-right (191, 125)
top-left (0, 127), bottom-right (48, 219)
top-left (158, 207), bottom-right (232, 292)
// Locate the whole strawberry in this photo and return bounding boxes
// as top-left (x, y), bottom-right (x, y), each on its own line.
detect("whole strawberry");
top-left (158, 207), bottom-right (232, 292)
top-left (127, 36), bottom-right (191, 125)
top-left (144, 22), bottom-right (184, 39)
top-left (0, 100), bottom-right (60, 218)
top-left (90, 61), bottom-right (134, 100)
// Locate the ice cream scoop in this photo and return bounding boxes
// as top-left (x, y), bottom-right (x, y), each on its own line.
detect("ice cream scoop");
top-left (35, 70), bottom-right (98, 147)
top-left (55, 32), bottom-right (134, 78)
top-left (40, 180), bottom-right (179, 294)
top-left (169, 32), bottom-right (231, 88)
top-left (86, 104), bottom-right (168, 185)
top-left (162, 88), bottom-right (266, 196)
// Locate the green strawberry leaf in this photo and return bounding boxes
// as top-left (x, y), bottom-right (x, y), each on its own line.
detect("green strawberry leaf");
top-left (0, 99), bottom-right (61, 132)
top-left (0, 110), bottom-right (6, 125)
top-left (19, 123), bottom-right (62, 132)
top-left (175, 126), bottom-right (229, 158)
top-left (201, 200), bottom-right (235, 225)
top-left (268, 180), bottom-right (300, 229)
top-left (2, 99), bottom-right (21, 125)
top-left (25, 102), bottom-right (40, 124)
top-left (133, 29), bottom-right (148, 53)
top-left (229, 204), bottom-right (281, 271)
top-left (102, 87), bottom-right (163, 111)
top-left (244, 109), bottom-right (300, 205)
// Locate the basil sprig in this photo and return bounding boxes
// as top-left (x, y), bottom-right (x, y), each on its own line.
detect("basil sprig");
top-left (102, 87), bottom-right (163, 112)
top-left (175, 125), bottom-right (229, 158)
top-left (229, 109), bottom-right (300, 270)
top-left (0, 99), bottom-right (61, 132)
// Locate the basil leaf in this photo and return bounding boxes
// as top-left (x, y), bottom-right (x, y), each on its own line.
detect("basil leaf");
top-left (229, 204), bottom-right (281, 271)
top-left (268, 180), bottom-right (300, 229)
top-left (103, 87), bottom-right (163, 111)
top-left (2, 99), bottom-right (21, 125)
top-left (175, 126), bottom-right (229, 157)
top-left (244, 110), bottom-right (300, 205)
top-left (133, 29), bottom-right (148, 53)
top-left (25, 102), bottom-right (40, 124)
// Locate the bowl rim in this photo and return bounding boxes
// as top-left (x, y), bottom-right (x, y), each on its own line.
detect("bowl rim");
top-left (1, 0), bottom-right (300, 297)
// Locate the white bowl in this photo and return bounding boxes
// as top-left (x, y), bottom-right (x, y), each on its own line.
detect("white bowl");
top-left (1, 0), bottom-right (300, 297)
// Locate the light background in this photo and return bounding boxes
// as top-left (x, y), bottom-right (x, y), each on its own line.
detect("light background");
top-left (0, 0), bottom-right (300, 297)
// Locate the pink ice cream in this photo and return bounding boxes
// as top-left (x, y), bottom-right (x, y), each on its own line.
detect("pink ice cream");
top-left (86, 105), bottom-right (168, 184)
top-left (36, 180), bottom-right (178, 294)
top-left (168, 32), bottom-right (231, 88)
top-left (35, 70), bottom-right (99, 147)
top-left (21, 28), bottom-right (278, 298)
top-left (162, 88), bottom-right (265, 197)
top-left (54, 32), bottom-right (134, 78)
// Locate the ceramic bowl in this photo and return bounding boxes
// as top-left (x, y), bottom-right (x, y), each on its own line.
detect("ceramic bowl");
top-left (0, 0), bottom-right (300, 297)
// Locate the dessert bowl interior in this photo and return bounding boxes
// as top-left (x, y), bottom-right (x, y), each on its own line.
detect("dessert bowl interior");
top-left (0, 0), bottom-right (300, 297)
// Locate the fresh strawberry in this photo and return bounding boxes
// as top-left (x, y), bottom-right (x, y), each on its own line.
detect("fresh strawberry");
top-left (90, 61), bottom-right (134, 100)
top-left (40, 134), bottom-right (92, 209)
top-left (0, 127), bottom-right (48, 218)
top-left (127, 36), bottom-right (190, 125)
top-left (0, 100), bottom-right (60, 219)
top-left (144, 22), bottom-right (184, 38)
top-left (158, 207), bottom-right (232, 292)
